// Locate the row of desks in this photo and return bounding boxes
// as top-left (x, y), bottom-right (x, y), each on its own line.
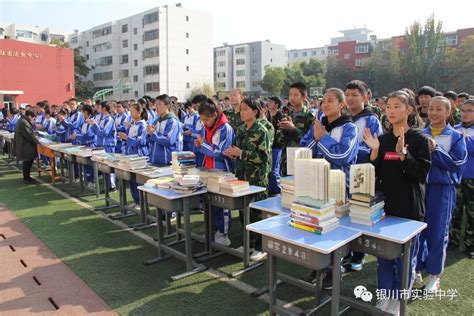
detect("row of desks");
top-left (24, 142), bottom-right (427, 315)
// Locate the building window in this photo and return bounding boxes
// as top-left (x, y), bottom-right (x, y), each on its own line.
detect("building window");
top-left (133, 75), bottom-right (138, 82)
top-left (321, 50), bottom-right (325, 55)
top-left (236, 81), bottom-right (246, 88)
top-left (293, 52), bottom-right (298, 57)
top-left (216, 82), bottom-right (226, 90)
top-left (445, 34), bottom-right (458, 46)
top-left (143, 64), bottom-right (159, 76)
top-left (121, 69), bottom-right (129, 78)
top-left (120, 54), bottom-right (129, 64)
top-left (218, 61), bottom-right (225, 67)
top-left (344, 53), bottom-right (351, 60)
top-left (236, 70), bottom-right (245, 77)
top-left (186, 32), bottom-right (189, 38)
top-left (134, 28), bottom-right (138, 35)
top-left (145, 82), bottom-right (160, 92)
top-left (143, 29), bottom-right (159, 42)
top-left (186, 66), bottom-right (189, 72)
top-left (252, 81), bottom-right (259, 87)
top-left (328, 48), bottom-right (339, 55)
top-left (235, 47), bottom-right (246, 54)
top-left (217, 50), bottom-right (225, 56)
top-left (143, 47), bottom-right (159, 59)
top-left (252, 69), bottom-right (258, 76)
top-left (122, 40), bottom-right (128, 48)
top-left (92, 26), bottom-right (112, 39)
top-left (355, 58), bottom-right (365, 67)
top-left (86, 41), bottom-right (89, 47)
top-left (70, 37), bottom-right (78, 44)
top-left (355, 44), bottom-right (369, 54)
top-left (134, 44), bottom-right (138, 51)
top-left (92, 42), bottom-right (112, 53)
top-left (311, 51), bottom-right (317, 56)
top-left (186, 82), bottom-right (190, 89)
top-left (93, 56), bottom-right (113, 67)
top-left (236, 59), bottom-right (245, 65)
top-left (186, 49), bottom-right (189, 55)
top-left (93, 71), bottom-right (113, 81)
top-left (122, 24), bottom-right (128, 33)
top-left (134, 91), bottom-right (139, 98)
top-left (252, 58), bottom-right (257, 64)
top-left (302, 52), bottom-right (308, 57)
top-left (86, 54), bottom-right (89, 60)
top-left (217, 72), bottom-right (226, 78)
top-left (134, 60), bottom-right (138, 67)
top-left (143, 11), bottom-right (159, 26)
top-left (270, 59), bottom-right (273, 62)
top-left (186, 16), bottom-right (189, 22)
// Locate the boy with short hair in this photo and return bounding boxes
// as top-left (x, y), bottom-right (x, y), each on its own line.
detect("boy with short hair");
top-left (417, 86), bottom-right (436, 124)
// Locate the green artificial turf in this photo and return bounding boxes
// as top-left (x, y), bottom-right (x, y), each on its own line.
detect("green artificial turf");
top-left (1, 157), bottom-right (472, 315)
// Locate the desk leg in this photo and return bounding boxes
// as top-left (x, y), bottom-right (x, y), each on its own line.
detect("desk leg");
top-left (94, 163), bottom-right (100, 198)
top-left (268, 253), bottom-right (277, 316)
top-left (79, 164), bottom-right (84, 193)
top-left (145, 207), bottom-right (169, 266)
top-left (400, 239), bottom-right (412, 316)
top-left (60, 158), bottom-right (65, 184)
top-left (94, 173), bottom-right (119, 212)
top-left (330, 247), bottom-right (344, 316)
top-left (50, 157), bottom-right (56, 184)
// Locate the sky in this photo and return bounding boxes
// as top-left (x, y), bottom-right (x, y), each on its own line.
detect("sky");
top-left (0, 0), bottom-right (472, 49)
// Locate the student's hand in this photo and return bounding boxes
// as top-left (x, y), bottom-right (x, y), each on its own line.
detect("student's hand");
top-left (461, 129), bottom-right (467, 138)
top-left (278, 117), bottom-right (295, 131)
top-left (87, 119), bottom-right (95, 125)
top-left (147, 125), bottom-right (155, 134)
top-left (428, 138), bottom-right (437, 153)
top-left (57, 114), bottom-right (65, 122)
top-left (70, 133), bottom-right (77, 140)
top-left (395, 127), bottom-right (405, 154)
top-left (184, 130), bottom-right (192, 136)
top-left (363, 128), bottom-right (379, 150)
top-left (313, 119), bottom-right (327, 141)
top-left (194, 136), bottom-right (203, 147)
top-left (224, 146), bottom-right (241, 158)
top-left (123, 121), bottom-right (131, 128)
top-left (118, 132), bottom-right (128, 140)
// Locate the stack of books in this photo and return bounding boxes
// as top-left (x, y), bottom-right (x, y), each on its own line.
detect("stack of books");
top-left (349, 163), bottom-right (385, 226)
top-left (349, 192), bottom-right (385, 225)
top-left (288, 197), bottom-right (339, 235)
top-left (206, 172), bottom-right (237, 192)
top-left (219, 180), bottom-right (250, 194)
top-left (117, 155), bottom-right (149, 170)
top-left (144, 177), bottom-right (174, 189)
top-left (281, 176), bottom-right (295, 209)
top-left (171, 151), bottom-right (196, 177)
top-left (177, 174), bottom-right (200, 187)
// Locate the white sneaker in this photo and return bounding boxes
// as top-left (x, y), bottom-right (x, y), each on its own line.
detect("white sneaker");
top-left (375, 299), bottom-right (390, 312)
top-left (87, 182), bottom-right (96, 190)
top-left (133, 203), bottom-right (141, 210)
top-left (214, 232), bottom-right (231, 246)
top-left (386, 299), bottom-right (400, 316)
top-left (424, 274), bottom-right (440, 292)
top-left (250, 250), bottom-right (267, 261)
top-left (414, 272), bottom-right (423, 286)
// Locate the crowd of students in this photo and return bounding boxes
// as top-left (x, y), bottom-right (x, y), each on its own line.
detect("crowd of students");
top-left (1, 80), bottom-right (472, 315)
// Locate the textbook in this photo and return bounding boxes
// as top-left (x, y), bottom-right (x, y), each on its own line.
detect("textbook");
top-left (144, 177), bottom-right (174, 188)
top-left (286, 147), bottom-right (312, 175)
top-left (288, 219), bottom-right (338, 235)
top-left (350, 163), bottom-right (376, 197)
top-left (329, 170), bottom-right (346, 205)
top-left (349, 201), bottom-right (385, 213)
top-left (294, 158), bottom-right (330, 203)
top-left (350, 191), bottom-right (385, 204)
top-left (171, 151), bottom-right (196, 177)
top-left (219, 180), bottom-right (250, 193)
top-left (281, 176), bottom-right (295, 209)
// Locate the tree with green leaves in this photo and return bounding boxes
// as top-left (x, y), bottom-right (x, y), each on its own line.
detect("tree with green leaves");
top-left (400, 14), bottom-right (446, 90)
top-left (324, 56), bottom-right (355, 89)
top-left (261, 66), bottom-right (286, 96)
top-left (446, 35), bottom-right (474, 94)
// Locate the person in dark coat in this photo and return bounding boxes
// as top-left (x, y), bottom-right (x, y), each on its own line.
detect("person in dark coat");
top-left (13, 110), bottom-right (39, 184)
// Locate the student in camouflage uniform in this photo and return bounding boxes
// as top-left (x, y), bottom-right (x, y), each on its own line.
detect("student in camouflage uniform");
top-left (451, 99), bottom-right (474, 258)
top-left (225, 98), bottom-right (271, 262)
top-left (223, 89), bottom-right (244, 131)
top-left (267, 97), bottom-right (285, 195)
top-left (278, 82), bottom-right (315, 175)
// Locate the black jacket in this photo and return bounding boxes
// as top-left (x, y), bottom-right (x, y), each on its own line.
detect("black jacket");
top-left (372, 128), bottom-right (431, 221)
top-left (13, 115), bottom-right (39, 161)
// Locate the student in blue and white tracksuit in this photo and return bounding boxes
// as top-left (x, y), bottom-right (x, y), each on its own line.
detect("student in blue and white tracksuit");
top-left (300, 88), bottom-right (358, 194)
top-left (71, 104), bottom-right (96, 185)
top-left (60, 98), bottom-right (84, 142)
top-left (90, 101), bottom-right (117, 189)
top-left (183, 102), bottom-right (200, 152)
top-left (114, 102), bottom-right (129, 154)
top-left (118, 103), bottom-right (149, 205)
top-left (416, 96), bottom-right (467, 292)
top-left (6, 109), bottom-right (20, 132)
top-left (141, 98), bottom-right (157, 126)
top-left (194, 100), bottom-right (235, 246)
top-left (41, 110), bottom-right (56, 135)
top-left (344, 80), bottom-right (383, 271)
top-left (147, 95), bottom-right (183, 166)
top-left (55, 109), bottom-right (69, 143)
